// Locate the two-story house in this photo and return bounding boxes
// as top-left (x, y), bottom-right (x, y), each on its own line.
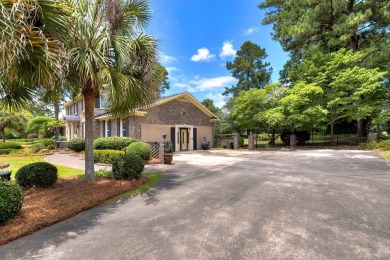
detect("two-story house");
top-left (62, 92), bottom-right (219, 151)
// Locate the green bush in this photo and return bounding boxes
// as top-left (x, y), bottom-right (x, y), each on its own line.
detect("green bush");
top-left (360, 140), bottom-right (390, 150)
top-left (47, 144), bottom-right (56, 150)
top-left (40, 149), bottom-right (49, 153)
top-left (0, 149), bottom-right (13, 154)
top-left (0, 181), bottom-right (24, 224)
top-left (30, 143), bottom-right (45, 153)
top-left (0, 142), bottom-right (22, 149)
top-left (112, 154), bottom-right (144, 180)
top-left (94, 150), bottom-right (125, 164)
top-left (95, 169), bottom-right (113, 178)
top-left (164, 140), bottom-right (174, 154)
top-left (93, 137), bottom-right (137, 150)
top-left (68, 138), bottom-right (85, 152)
top-left (15, 162), bottom-right (58, 188)
top-left (239, 137), bottom-right (244, 147)
top-left (40, 139), bottom-right (54, 147)
top-left (125, 142), bottom-right (151, 160)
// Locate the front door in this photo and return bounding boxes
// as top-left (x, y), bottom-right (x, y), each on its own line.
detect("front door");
top-left (180, 128), bottom-right (189, 151)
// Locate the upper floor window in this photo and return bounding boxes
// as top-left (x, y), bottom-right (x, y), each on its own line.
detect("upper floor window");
top-left (95, 95), bottom-right (107, 109)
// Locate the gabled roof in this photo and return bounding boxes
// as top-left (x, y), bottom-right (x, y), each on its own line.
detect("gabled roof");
top-left (94, 92), bottom-right (219, 121)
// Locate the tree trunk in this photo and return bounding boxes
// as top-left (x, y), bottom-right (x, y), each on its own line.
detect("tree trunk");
top-left (1, 129), bottom-right (5, 143)
top-left (83, 90), bottom-right (96, 182)
top-left (330, 122), bottom-right (334, 146)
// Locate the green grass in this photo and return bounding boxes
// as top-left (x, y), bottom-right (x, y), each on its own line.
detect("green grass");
top-left (0, 156), bottom-right (84, 178)
top-left (380, 151), bottom-right (390, 163)
top-left (101, 172), bottom-right (163, 205)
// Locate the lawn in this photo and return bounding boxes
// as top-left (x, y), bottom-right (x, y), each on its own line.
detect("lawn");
top-left (0, 156), bottom-right (84, 178)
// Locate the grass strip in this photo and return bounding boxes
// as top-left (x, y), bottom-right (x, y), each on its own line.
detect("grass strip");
top-left (101, 172), bottom-right (163, 205)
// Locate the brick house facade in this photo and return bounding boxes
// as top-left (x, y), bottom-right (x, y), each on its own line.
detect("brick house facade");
top-left (63, 92), bottom-right (219, 151)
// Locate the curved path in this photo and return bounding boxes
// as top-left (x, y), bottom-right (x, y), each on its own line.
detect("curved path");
top-left (44, 152), bottom-right (166, 172)
top-left (1, 149), bottom-right (390, 259)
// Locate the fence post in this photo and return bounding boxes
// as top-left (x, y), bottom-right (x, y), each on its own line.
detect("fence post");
top-left (234, 134), bottom-right (239, 150)
top-left (248, 132), bottom-right (254, 150)
top-left (159, 140), bottom-right (165, 164)
top-left (290, 134), bottom-right (296, 149)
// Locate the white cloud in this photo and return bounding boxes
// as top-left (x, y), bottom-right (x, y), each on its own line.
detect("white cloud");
top-left (205, 92), bottom-right (226, 108)
top-left (220, 41), bottom-right (236, 58)
top-left (190, 48), bottom-right (215, 62)
top-left (173, 82), bottom-right (187, 88)
top-left (189, 76), bottom-right (236, 91)
top-left (159, 52), bottom-right (177, 64)
top-left (245, 26), bottom-right (259, 35)
top-left (166, 67), bottom-right (179, 73)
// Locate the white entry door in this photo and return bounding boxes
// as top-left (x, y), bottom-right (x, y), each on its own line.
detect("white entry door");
top-left (180, 128), bottom-right (189, 151)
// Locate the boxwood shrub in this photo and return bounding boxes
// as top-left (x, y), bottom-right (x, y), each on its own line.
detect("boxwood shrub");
top-left (93, 137), bottom-right (137, 151)
top-left (47, 144), bottom-right (56, 150)
top-left (68, 138), bottom-right (85, 152)
top-left (125, 142), bottom-right (151, 160)
top-left (30, 143), bottom-right (45, 153)
top-left (15, 162), bottom-right (58, 188)
top-left (94, 150), bottom-right (125, 164)
top-left (0, 142), bottom-right (22, 150)
top-left (112, 154), bottom-right (144, 180)
top-left (0, 181), bottom-right (24, 224)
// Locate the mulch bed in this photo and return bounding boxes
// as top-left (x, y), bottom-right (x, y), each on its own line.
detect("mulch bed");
top-left (0, 176), bottom-right (148, 246)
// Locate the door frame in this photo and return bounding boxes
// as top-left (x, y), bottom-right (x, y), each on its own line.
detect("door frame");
top-left (174, 125), bottom-right (194, 152)
top-left (179, 128), bottom-right (189, 151)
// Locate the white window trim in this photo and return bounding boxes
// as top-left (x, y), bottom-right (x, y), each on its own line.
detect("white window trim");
top-left (100, 95), bottom-right (107, 109)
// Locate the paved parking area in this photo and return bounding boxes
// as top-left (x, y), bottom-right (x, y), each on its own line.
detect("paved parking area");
top-left (1, 149), bottom-right (390, 259)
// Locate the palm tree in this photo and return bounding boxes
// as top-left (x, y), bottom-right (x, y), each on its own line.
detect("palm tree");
top-left (0, 0), bottom-right (158, 181)
top-left (65, 0), bottom-right (158, 181)
top-left (0, 111), bottom-right (29, 143)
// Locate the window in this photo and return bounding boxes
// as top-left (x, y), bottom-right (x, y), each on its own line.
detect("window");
top-left (119, 119), bottom-right (128, 137)
top-left (74, 102), bottom-right (78, 114)
top-left (103, 120), bottom-right (111, 137)
top-left (100, 95), bottom-right (107, 109)
top-left (81, 99), bottom-right (84, 111)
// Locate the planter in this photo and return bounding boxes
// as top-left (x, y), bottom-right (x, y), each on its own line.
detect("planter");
top-left (164, 153), bottom-right (173, 164)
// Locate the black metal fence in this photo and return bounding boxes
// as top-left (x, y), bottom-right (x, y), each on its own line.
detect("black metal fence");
top-left (215, 128), bottom-right (375, 149)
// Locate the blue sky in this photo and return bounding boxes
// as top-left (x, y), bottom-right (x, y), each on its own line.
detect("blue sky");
top-left (149, 0), bottom-right (289, 107)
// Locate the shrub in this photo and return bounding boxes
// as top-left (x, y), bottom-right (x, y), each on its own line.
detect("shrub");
top-left (112, 154), bottom-right (144, 180)
top-left (15, 162), bottom-right (58, 188)
top-left (93, 137), bottom-right (137, 150)
top-left (239, 136), bottom-right (244, 147)
top-left (95, 169), bottom-right (113, 178)
top-left (0, 149), bottom-right (13, 154)
top-left (125, 142), bottom-right (151, 160)
top-left (47, 144), bottom-right (56, 150)
top-left (360, 140), bottom-right (390, 150)
top-left (68, 138), bottom-right (85, 152)
top-left (281, 131), bottom-right (311, 145)
top-left (30, 143), bottom-right (45, 153)
top-left (40, 139), bottom-right (54, 147)
top-left (40, 149), bottom-right (49, 153)
top-left (94, 150), bottom-right (124, 164)
top-left (0, 181), bottom-right (24, 224)
top-left (27, 133), bottom-right (38, 139)
top-left (0, 142), bottom-right (22, 150)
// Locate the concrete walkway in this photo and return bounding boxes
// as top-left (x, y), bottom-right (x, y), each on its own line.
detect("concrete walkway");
top-left (44, 152), bottom-right (167, 173)
top-left (2, 149), bottom-right (390, 259)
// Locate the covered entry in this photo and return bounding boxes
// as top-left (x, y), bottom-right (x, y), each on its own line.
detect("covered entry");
top-left (171, 125), bottom-right (197, 152)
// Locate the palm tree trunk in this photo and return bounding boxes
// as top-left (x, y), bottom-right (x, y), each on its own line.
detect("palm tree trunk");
top-left (54, 99), bottom-right (60, 141)
top-left (84, 90), bottom-right (96, 182)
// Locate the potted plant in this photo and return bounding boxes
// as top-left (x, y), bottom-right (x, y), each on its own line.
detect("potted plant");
top-left (163, 140), bottom-right (174, 164)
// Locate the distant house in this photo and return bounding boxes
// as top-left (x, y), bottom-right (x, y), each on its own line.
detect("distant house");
top-left (62, 92), bottom-right (219, 151)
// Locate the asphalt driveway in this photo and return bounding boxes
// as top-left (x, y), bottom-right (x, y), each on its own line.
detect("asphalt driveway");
top-left (1, 149), bottom-right (390, 259)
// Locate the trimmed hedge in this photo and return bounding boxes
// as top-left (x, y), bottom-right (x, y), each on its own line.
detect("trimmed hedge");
top-left (93, 137), bottom-right (137, 151)
top-left (15, 162), bottom-right (58, 188)
top-left (68, 138), bottom-right (85, 152)
top-left (0, 181), bottom-right (24, 224)
top-left (0, 149), bottom-right (13, 155)
top-left (47, 144), bottom-right (56, 150)
top-left (94, 150), bottom-right (125, 164)
top-left (0, 142), bottom-right (22, 150)
top-left (125, 142), bottom-right (151, 160)
top-left (112, 154), bottom-right (144, 180)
